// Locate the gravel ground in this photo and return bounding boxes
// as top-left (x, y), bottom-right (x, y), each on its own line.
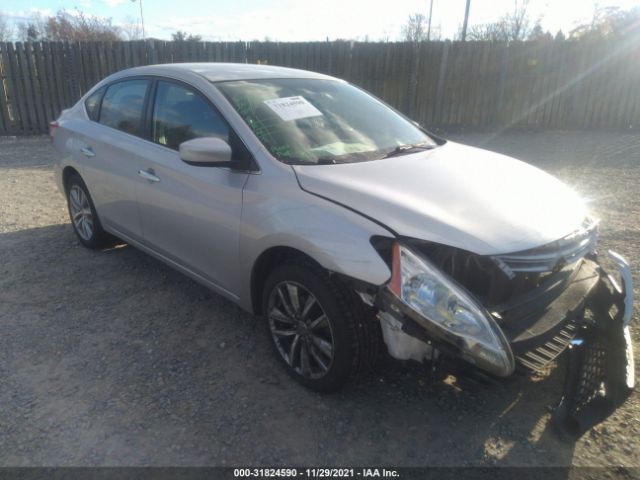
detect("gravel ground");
top-left (0, 131), bottom-right (638, 468)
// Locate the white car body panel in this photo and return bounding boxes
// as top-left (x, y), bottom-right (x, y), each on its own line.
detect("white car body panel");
top-left (294, 141), bottom-right (587, 255)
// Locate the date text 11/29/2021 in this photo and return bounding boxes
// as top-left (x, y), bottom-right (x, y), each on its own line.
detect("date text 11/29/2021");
top-left (233, 468), bottom-right (399, 478)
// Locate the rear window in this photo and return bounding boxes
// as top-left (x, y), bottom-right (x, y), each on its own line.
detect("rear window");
top-left (84, 87), bottom-right (105, 122)
top-left (99, 79), bottom-right (149, 136)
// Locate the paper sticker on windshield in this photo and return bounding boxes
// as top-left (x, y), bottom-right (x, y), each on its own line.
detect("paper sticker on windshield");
top-left (264, 96), bottom-right (322, 122)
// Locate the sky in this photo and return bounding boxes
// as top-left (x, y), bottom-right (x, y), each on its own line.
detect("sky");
top-left (3, 0), bottom-right (640, 41)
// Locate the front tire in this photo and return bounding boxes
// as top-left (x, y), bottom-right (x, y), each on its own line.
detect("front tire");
top-left (65, 173), bottom-right (112, 249)
top-left (262, 260), bottom-right (380, 392)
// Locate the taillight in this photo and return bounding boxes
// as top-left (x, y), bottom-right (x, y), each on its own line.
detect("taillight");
top-left (49, 121), bottom-right (59, 142)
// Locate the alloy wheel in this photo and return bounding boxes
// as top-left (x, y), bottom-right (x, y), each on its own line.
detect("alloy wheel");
top-left (68, 185), bottom-right (94, 241)
top-left (267, 281), bottom-right (335, 379)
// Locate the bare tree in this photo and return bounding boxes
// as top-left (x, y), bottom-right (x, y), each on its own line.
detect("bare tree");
top-left (17, 13), bottom-right (48, 41)
top-left (48, 10), bottom-right (122, 41)
top-left (463, 0), bottom-right (535, 41)
top-left (172, 30), bottom-right (202, 42)
top-left (570, 5), bottom-right (640, 39)
top-left (0, 11), bottom-right (13, 41)
top-left (504, 0), bottom-right (531, 41)
top-left (401, 13), bottom-right (428, 42)
top-left (121, 16), bottom-right (143, 40)
top-left (466, 22), bottom-right (509, 41)
top-left (17, 10), bottom-right (123, 42)
top-left (527, 23), bottom-right (553, 41)
top-left (18, 23), bottom-right (41, 41)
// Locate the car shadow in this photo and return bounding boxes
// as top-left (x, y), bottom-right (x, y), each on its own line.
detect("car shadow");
top-left (0, 223), bottom-right (578, 468)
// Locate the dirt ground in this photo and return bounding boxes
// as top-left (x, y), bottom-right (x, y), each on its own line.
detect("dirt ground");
top-left (0, 131), bottom-right (638, 468)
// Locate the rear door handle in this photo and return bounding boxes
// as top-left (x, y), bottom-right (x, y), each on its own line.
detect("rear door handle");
top-left (138, 169), bottom-right (160, 183)
top-left (80, 146), bottom-right (95, 157)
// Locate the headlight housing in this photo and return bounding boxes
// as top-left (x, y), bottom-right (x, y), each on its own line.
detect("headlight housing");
top-left (389, 242), bottom-right (515, 377)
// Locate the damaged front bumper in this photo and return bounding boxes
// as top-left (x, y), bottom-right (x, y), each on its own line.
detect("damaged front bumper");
top-left (375, 250), bottom-right (635, 438)
top-left (552, 251), bottom-right (635, 438)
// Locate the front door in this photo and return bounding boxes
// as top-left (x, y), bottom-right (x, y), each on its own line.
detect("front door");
top-left (135, 79), bottom-right (249, 297)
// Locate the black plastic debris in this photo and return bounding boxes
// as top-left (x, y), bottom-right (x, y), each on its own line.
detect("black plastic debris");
top-left (552, 319), bottom-right (634, 439)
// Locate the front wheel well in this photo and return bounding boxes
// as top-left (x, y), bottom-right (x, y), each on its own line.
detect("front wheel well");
top-left (62, 166), bottom-right (81, 192)
top-left (250, 247), bottom-right (324, 315)
top-left (250, 246), bottom-right (381, 315)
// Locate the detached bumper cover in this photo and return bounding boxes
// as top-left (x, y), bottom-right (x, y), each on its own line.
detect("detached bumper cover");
top-left (553, 324), bottom-right (634, 438)
top-left (552, 251), bottom-right (635, 438)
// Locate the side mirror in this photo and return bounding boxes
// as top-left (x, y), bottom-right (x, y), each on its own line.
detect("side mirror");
top-left (179, 137), bottom-right (232, 167)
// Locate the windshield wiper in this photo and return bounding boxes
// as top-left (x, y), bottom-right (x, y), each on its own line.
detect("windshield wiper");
top-left (316, 157), bottom-right (351, 165)
top-left (382, 142), bottom-right (436, 159)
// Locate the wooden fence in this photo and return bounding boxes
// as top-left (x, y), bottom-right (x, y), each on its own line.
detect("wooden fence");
top-left (1, 39), bottom-right (639, 135)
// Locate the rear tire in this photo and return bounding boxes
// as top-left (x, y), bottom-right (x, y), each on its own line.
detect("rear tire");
top-left (261, 260), bottom-right (380, 392)
top-left (65, 173), bottom-right (114, 249)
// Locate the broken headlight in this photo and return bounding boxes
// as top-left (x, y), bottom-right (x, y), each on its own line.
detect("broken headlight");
top-left (389, 242), bottom-right (515, 377)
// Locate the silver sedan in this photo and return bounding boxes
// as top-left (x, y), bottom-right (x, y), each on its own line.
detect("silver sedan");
top-left (52, 63), bottom-right (633, 435)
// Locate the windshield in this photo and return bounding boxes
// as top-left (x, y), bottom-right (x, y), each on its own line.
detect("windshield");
top-left (216, 78), bottom-right (436, 165)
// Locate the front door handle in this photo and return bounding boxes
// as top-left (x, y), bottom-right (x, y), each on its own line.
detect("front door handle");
top-left (138, 169), bottom-right (160, 183)
top-left (80, 146), bottom-right (95, 157)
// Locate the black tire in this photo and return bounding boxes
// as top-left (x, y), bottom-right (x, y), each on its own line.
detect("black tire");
top-left (261, 259), bottom-right (381, 392)
top-left (65, 173), bottom-right (114, 249)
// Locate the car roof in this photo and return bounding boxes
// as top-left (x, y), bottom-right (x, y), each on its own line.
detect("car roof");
top-left (116, 63), bottom-right (339, 82)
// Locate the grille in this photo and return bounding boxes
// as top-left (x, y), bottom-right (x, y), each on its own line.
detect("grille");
top-left (515, 317), bottom-right (579, 371)
top-left (413, 217), bottom-right (597, 306)
top-left (493, 217), bottom-right (598, 276)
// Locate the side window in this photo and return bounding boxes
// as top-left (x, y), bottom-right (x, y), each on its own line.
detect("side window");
top-left (84, 87), bottom-right (105, 121)
top-left (152, 81), bottom-right (229, 151)
top-left (99, 79), bottom-right (149, 136)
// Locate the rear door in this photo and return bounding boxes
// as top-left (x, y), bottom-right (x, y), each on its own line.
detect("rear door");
top-left (134, 79), bottom-right (250, 296)
top-left (80, 78), bottom-right (151, 240)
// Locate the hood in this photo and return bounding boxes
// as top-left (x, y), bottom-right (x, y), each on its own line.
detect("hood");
top-left (293, 141), bottom-right (587, 255)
